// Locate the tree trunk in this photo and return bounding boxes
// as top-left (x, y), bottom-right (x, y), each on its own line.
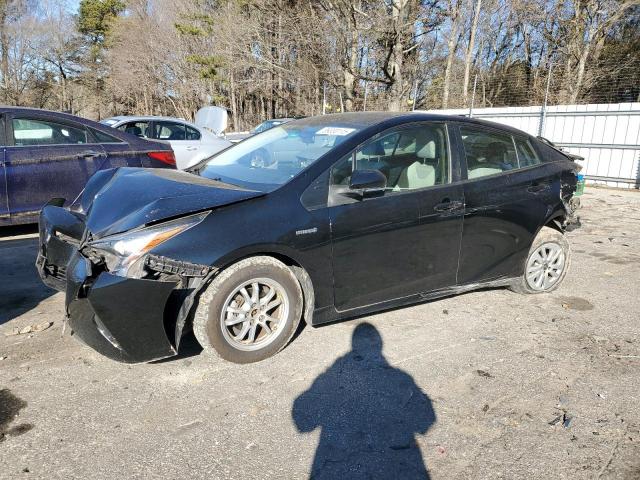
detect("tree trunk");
top-left (0, 4), bottom-right (9, 104)
top-left (442, 0), bottom-right (461, 109)
top-left (387, 0), bottom-right (408, 111)
top-left (462, 0), bottom-right (482, 106)
top-left (343, 24), bottom-right (358, 112)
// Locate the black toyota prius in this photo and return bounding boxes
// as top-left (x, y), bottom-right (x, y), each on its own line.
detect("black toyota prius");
top-left (36, 112), bottom-right (581, 364)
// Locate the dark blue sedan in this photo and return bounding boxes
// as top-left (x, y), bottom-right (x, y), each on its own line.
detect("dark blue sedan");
top-left (0, 107), bottom-right (176, 226)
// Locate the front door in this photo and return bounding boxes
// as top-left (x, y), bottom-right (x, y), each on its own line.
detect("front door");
top-left (329, 122), bottom-right (463, 311)
top-left (5, 115), bottom-right (106, 220)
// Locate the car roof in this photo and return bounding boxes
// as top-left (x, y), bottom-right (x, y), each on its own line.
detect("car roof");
top-left (292, 112), bottom-right (533, 138)
top-left (105, 115), bottom-right (193, 123)
top-left (0, 106), bottom-right (101, 123)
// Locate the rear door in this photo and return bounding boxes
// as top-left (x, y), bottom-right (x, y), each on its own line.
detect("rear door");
top-left (5, 114), bottom-right (107, 220)
top-left (151, 121), bottom-right (194, 168)
top-left (455, 124), bottom-right (552, 284)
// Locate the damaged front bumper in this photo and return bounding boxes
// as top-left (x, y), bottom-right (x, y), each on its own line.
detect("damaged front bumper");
top-left (36, 205), bottom-right (206, 363)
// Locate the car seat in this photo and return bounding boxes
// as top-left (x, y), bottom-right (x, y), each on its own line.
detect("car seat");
top-left (393, 131), bottom-right (437, 190)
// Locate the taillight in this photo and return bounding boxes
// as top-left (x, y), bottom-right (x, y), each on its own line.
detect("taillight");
top-left (147, 151), bottom-right (176, 166)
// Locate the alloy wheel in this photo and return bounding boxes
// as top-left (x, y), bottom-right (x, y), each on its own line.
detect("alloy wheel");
top-left (220, 278), bottom-right (290, 351)
top-left (525, 242), bottom-right (566, 291)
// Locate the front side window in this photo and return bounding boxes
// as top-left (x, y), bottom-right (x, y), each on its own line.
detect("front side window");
top-left (514, 137), bottom-right (541, 167)
top-left (460, 126), bottom-right (517, 179)
top-left (12, 118), bottom-right (88, 146)
top-left (153, 121), bottom-right (186, 141)
top-left (117, 121), bottom-right (150, 138)
top-left (331, 123), bottom-right (449, 192)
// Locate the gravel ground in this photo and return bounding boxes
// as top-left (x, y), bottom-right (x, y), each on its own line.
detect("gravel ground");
top-left (1, 187), bottom-right (639, 479)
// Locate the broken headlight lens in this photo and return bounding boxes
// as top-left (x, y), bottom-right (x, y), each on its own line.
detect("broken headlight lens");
top-left (88, 212), bottom-right (209, 276)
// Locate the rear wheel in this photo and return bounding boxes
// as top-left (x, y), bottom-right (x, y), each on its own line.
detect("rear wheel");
top-left (511, 226), bottom-right (571, 294)
top-left (193, 256), bottom-right (303, 363)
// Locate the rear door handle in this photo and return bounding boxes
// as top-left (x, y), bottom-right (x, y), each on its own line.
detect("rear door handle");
top-left (186, 146), bottom-right (198, 151)
top-left (78, 150), bottom-right (104, 160)
top-left (527, 183), bottom-right (550, 194)
top-left (434, 199), bottom-right (464, 212)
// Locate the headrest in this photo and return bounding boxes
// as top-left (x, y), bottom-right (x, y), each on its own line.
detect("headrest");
top-left (126, 126), bottom-right (143, 136)
top-left (415, 130), bottom-right (438, 159)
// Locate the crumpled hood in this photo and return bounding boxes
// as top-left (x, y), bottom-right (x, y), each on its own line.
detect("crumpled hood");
top-left (80, 168), bottom-right (264, 239)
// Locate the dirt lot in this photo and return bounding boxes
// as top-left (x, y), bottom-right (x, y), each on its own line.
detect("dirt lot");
top-left (1, 187), bottom-right (639, 479)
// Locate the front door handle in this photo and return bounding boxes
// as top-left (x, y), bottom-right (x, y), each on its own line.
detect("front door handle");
top-left (434, 198), bottom-right (464, 212)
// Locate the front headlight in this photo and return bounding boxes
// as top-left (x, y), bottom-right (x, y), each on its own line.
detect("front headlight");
top-left (88, 212), bottom-right (209, 276)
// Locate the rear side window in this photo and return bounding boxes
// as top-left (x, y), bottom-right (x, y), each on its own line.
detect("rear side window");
top-left (514, 137), bottom-right (541, 167)
top-left (91, 128), bottom-right (122, 143)
top-left (12, 118), bottom-right (88, 146)
top-left (117, 121), bottom-right (150, 138)
top-left (331, 123), bottom-right (449, 192)
top-left (460, 126), bottom-right (517, 179)
top-left (154, 121), bottom-right (186, 141)
top-left (186, 125), bottom-right (201, 140)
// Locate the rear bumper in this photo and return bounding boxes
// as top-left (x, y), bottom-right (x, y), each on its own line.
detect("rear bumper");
top-left (37, 206), bottom-right (179, 363)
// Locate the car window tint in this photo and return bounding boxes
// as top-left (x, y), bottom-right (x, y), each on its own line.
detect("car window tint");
top-left (514, 137), bottom-right (541, 167)
top-left (154, 122), bottom-right (186, 141)
top-left (12, 118), bottom-right (88, 146)
top-left (91, 128), bottom-right (122, 143)
top-left (118, 121), bottom-right (150, 138)
top-left (186, 125), bottom-right (201, 140)
top-left (460, 126), bottom-right (518, 179)
top-left (331, 123), bottom-right (449, 192)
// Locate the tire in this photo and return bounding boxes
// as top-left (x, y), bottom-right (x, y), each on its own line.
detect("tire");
top-left (193, 256), bottom-right (303, 363)
top-left (510, 226), bottom-right (571, 294)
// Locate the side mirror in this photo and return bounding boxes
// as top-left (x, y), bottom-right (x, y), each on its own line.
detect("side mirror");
top-left (349, 169), bottom-right (387, 192)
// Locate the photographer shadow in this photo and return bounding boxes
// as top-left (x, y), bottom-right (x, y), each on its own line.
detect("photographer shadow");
top-left (292, 322), bottom-right (435, 479)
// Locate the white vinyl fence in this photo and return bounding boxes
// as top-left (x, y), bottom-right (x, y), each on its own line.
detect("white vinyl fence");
top-left (423, 102), bottom-right (640, 188)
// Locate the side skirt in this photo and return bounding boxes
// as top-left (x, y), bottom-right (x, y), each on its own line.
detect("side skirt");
top-left (310, 277), bottom-right (517, 326)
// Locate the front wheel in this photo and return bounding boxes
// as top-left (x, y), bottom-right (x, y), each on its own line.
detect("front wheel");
top-left (193, 256), bottom-right (303, 363)
top-left (510, 226), bottom-right (571, 294)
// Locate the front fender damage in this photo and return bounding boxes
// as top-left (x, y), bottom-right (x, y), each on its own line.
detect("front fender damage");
top-left (66, 250), bottom-right (217, 363)
top-left (71, 273), bottom-right (179, 363)
top-left (141, 254), bottom-right (218, 354)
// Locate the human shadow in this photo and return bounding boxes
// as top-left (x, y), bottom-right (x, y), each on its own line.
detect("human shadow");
top-left (292, 323), bottom-right (435, 479)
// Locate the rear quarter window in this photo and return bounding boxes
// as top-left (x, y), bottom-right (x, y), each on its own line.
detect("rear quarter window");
top-left (186, 126), bottom-right (201, 140)
top-left (90, 128), bottom-right (123, 143)
top-left (514, 137), bottom-right (541, 167)
top-left (532, 139), bottom-right (571, 163)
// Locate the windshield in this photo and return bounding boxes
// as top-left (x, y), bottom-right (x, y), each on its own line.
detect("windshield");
top-left (254, 120), bottom-right (280, 133)
top-left (200, 118), bottom-right (361, 191)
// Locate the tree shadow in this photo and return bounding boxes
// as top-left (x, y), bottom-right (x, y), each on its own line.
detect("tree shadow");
top-left (292, 322), bottom-right (435, 479)
top-left (0, 225), bottom-right (55, 326)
